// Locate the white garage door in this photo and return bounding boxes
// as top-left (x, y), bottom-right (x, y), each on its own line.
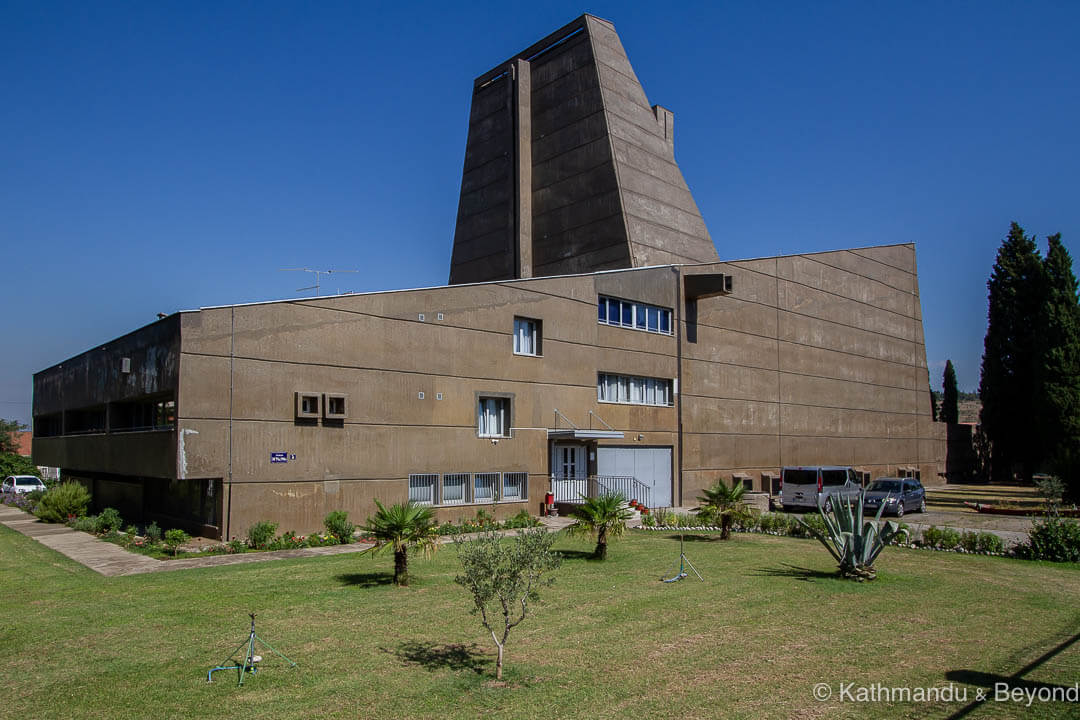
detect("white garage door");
top-left (596, 447), bottom-right (673, 508)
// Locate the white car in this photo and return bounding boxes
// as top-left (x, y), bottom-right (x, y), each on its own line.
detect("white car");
top-left (2, 475), bottom-right (46, 494)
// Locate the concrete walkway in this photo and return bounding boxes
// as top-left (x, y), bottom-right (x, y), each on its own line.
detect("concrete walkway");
top-left (0, 505), bottom-right (576, 578)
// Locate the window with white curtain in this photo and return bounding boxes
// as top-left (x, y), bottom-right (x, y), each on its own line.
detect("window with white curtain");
top-left (513, 317), bottom-right (541, 356)
top-left (478, 396), bottom-right (510, 437)
top-left (597, 373), bottom-right (673, 406)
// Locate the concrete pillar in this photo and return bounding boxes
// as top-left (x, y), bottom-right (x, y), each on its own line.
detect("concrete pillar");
top-left (514, 59), bottom-right (532, 279)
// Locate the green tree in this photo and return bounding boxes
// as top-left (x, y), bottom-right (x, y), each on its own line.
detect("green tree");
top-left (941, 360), bottom-right (959, 424)
top-left (565, 493), bottom-right (631, 560)
top-left (0, 419), bottom-right (27, 454)
top-left (979, 223), bottom-right (1047, 483)
top-left (0, 453), bottom-right (40, 479)
top-left (361, 500), bottom-right (437, 586)
top-left (454, 526), bottom-right (561, 680)
top-left (694, 481), bottom-right (756, 540)
top-left (1038, 234), bottom-right (1080, 500)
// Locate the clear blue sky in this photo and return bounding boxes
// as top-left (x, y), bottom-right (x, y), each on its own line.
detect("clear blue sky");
top-left (3, 1), bottom-right (1078, 426)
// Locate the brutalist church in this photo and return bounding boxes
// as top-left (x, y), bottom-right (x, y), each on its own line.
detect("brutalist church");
top-left (32, 15), bottom-right (945, 540)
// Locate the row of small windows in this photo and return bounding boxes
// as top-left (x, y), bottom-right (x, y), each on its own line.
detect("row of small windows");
top-left (597, 373), bottom-right (674, 406)
top-left (597, 296), bottom-right (672, 335)
top-left (408, 471), bottom-right (528, 506)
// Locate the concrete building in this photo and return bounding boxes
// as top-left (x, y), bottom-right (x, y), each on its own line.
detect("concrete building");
top-left (33, 15), bottom-right (945, 539)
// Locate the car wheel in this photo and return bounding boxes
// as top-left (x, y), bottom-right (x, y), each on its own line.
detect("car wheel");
top-left (919, 498), bottom-right (926, 513)
top-left (895, 502), bottom-right (904, 518)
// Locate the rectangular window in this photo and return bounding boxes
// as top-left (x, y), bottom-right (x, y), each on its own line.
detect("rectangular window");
top-left (296, 392), bottom-right (320, 419)
top-left (474, 472), bottom-right (499, 502)
top-left (408, 474), bottom-right (438, 505)
top-left (323, 393), bottom-right (347, 420)
top-left (478, 396), bottom-right (510, 437)
top-left (597, 296), bottom-right (673, 335)
top-left (442, 473), bottom-right (469, 505)
top-left (597, 373), bottom-right (674, 406)
top-left (513, 317), bottom-right (541, 356)
top-left (502, 472), bottom-right (527, 501)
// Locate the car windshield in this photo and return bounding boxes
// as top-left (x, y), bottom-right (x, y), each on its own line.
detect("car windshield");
top-left (821, 470), bottom-right (849, 487)
top-left (868, 480), bottom-right (902, 493)
top-left (15, 478), bottom-right (40, 486)
top-left (783, 470), bottom-right (817, 486)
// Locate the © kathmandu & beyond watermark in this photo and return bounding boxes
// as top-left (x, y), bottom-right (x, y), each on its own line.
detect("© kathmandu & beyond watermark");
top-left (812, 681), bottom-right (1079, 707)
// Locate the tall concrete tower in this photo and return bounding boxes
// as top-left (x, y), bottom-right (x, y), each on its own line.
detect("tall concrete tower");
top-left (448, 14), bottom-right (719, 285)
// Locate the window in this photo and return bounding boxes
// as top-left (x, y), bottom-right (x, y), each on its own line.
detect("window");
top-left (474, 472), bottom-right (499, 501)
top-left (597, 296), bottom-right (673, 335)
top-left (478, 396), bottom-right (510, 437)
top-left (442, 473), bottom-right (468, 505)
top-left (296, 392), bottom-right (320, 419)
top-left (502, 472), bottom-right (527, 501)
top-left (324, 393), bottom-right (347, 420)
top-left (513, 317), bottom-right (541, 356)
top-left (597, 373), bottom-right (673, 406)
top-left (409, 474), bottom-right (438, 505)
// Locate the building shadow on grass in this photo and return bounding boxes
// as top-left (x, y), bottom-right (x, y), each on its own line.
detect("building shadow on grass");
top-left (334, 571), bottom-right (394, 587)
top-left (942, 632), bottom-right (1080, 719)
top-left (381, 641), bottom-right (489, 675)
top-left (751, 564), bottom-right (835, 582)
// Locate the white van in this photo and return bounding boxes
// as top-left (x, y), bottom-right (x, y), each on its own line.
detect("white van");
top-left (778, 466), bottom-right (861, 511)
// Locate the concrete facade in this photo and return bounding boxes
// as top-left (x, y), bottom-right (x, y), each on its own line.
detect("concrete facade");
top-left (449, 15), bottom-right (719, 285)
top-left (34, 246), bottom-right (944, 539)
top-left (31, 16), bottom-right (945, 540)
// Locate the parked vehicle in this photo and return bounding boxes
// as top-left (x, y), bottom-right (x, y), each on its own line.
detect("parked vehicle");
top-left (778, 466), bottom-right (861, 511)
top-left (2, 475), bottom-right (46, 494)
top-left (862, 477), bottom-right (926, 517)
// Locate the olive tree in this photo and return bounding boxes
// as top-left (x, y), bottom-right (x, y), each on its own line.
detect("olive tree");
top-left (453, 526), bottom-right (561, 680)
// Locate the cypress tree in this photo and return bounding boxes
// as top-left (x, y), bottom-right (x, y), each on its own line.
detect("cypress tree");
top-left (1038, 234), bottom-right (1080, 500)
top-left (942, 360), bottom-right (959, 424)
top-left (978, 223), bottom-right (1046, 483)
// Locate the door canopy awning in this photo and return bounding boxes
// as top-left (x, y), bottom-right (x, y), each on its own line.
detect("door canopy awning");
top-left (547, 429), bottom-right (624, 440)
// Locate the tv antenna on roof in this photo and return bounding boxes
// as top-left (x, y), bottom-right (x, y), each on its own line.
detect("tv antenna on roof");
top-left (280, 268), bottom-right (359, 297)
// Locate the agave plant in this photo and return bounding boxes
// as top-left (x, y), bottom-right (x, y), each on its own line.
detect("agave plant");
top-left (797, 489), bottom-right (908, 581)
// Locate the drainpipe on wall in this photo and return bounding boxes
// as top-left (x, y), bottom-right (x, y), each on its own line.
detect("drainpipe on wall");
top-left (674, 267), bottom-right (684, 507)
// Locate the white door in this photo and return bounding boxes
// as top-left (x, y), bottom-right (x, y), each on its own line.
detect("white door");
top-left (597, 447), bottom-right (673, 508)
top-left (551, 444), bottom-right (587, 501)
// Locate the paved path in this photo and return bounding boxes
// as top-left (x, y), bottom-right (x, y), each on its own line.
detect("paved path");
top-left (0, 505), bottom-right (575, 578)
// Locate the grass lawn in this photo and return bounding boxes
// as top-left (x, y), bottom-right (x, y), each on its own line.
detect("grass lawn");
top-left (2, 524), bottom-right (1078, 719)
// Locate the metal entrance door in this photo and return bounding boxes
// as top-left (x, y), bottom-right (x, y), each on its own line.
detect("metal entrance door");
top-left (551, 443), bottom-right (587, 501)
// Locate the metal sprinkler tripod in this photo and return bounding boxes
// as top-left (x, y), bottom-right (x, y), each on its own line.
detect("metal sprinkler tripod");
top-left (207, 613), bottom-right (298, 686)
top-left (661, 533), bottom-right (703, 583)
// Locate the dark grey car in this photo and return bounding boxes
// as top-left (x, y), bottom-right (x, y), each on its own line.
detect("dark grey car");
top-left (862, 478), bottom-right (926, 517)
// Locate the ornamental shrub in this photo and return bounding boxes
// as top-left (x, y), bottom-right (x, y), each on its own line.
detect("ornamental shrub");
top-left (35, 481), bottom-right (91, 523)
top-left (164, 528), bottom-right (190, 556)
top-left (93, 507), bottom-right (123, 534)
top-left (324, 510), bottom-right (355, 544)
top-left (144, 521), bottom-right (162, 543)
top-left (1020, 515), bottom-right (1080, 563)
top-left (247, 520), bottom-right (278, 550)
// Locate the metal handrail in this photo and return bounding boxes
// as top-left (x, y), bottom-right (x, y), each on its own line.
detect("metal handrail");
top-left (549, 474), bottom-right (652, 507)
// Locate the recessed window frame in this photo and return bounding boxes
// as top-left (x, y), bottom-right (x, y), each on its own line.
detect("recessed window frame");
top-left (597, 295), bottom-right (673, 336)
top-left (476, 392), bottom-right (513, 438)
top-left (513, 316), bottom-right (542, 356)
top-left (296, 391), bottom-right (321, 419)
top-left (323, 393), bottom-right (348, 420)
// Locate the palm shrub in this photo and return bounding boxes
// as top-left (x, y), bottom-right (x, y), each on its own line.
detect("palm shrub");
top-left (566, 492), bottom-right (631, 560)
top-left (35, 481), bottom-right (91, 523)
top-left (694, 481), bottom-right (757, 539)
top-left (361, 500), bottom-right (437, 586)
top-left (797, 489), bottom-right (908, 581)
top-left (324, 510), bottom-right (355, 544)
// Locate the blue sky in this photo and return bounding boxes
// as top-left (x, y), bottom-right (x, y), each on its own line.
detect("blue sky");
top-left (2, 1), bottom-right (1078, 426)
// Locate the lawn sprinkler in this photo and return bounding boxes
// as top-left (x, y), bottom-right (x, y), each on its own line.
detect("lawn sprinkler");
top-left (661, 533), bottom-right (703, 583)
top-left (207, 613), bottom-right (298, 686)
